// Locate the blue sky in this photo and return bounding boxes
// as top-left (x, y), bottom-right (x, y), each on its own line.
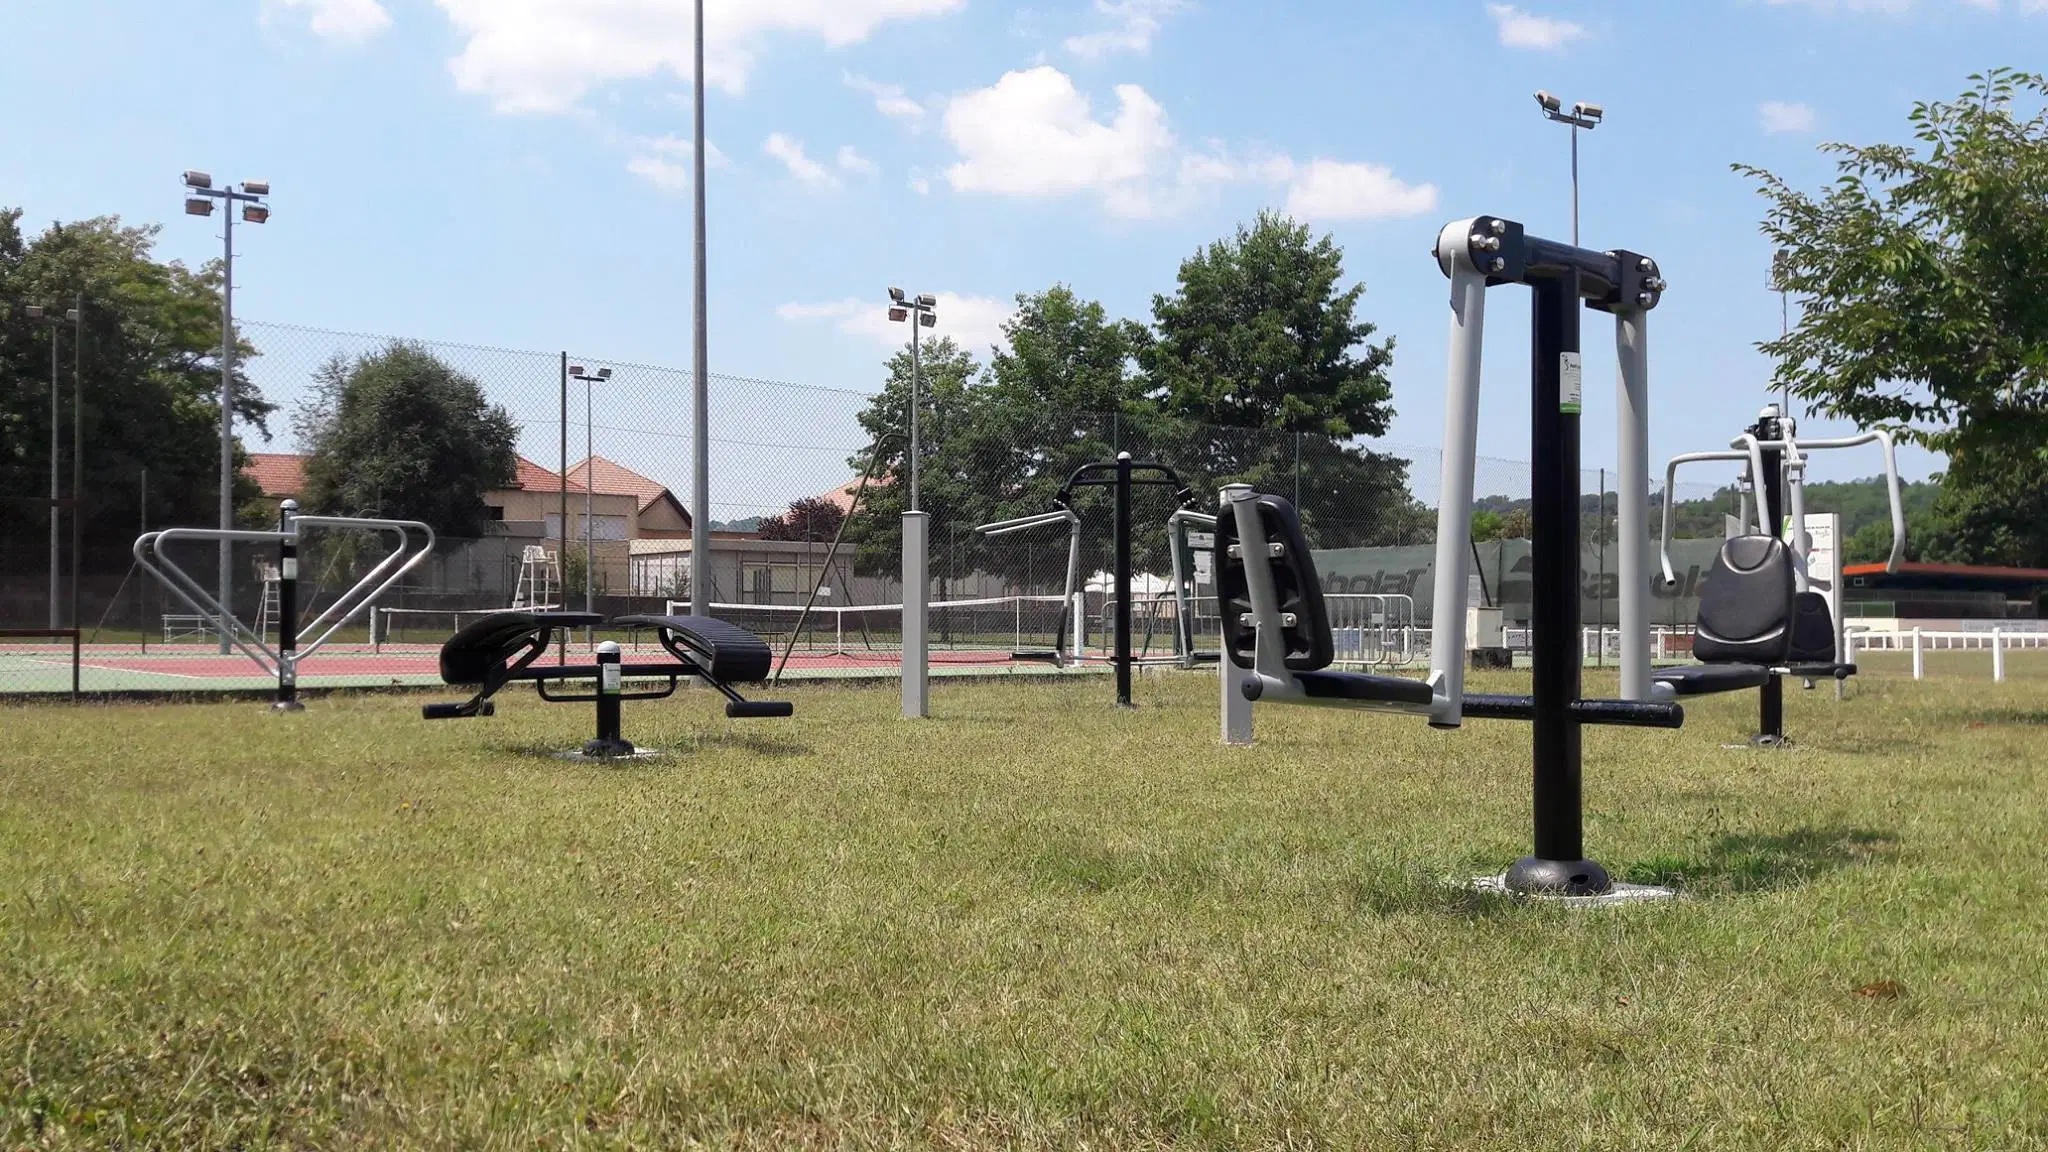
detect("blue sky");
top-left (6, 0), bottom-right (2045, 516)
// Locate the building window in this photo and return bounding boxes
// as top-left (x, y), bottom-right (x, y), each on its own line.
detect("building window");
top-left (486, 505), bottom-right (505, 521)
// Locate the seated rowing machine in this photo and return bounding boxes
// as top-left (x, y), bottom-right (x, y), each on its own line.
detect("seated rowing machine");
top-left (422, 611), bottom-right (792, 757)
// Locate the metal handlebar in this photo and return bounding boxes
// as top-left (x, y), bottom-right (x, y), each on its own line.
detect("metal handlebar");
top-left (1660, 436), bottom-right (1768, 585)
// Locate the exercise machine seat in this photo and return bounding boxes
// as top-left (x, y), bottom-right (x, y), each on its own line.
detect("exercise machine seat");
top-left (1648, 664), bottom-right (1775, 697)
top-left (1788, 590), bottom-right (1836, 665)
top-left (1691, 535), bottom-right (1796, 666)
top-left (1215, 492), bottom-right (1332, 671)
top-left (612, 614), bottom-right (773, 683)
top-left (439, 611), bottom-right (602, 685)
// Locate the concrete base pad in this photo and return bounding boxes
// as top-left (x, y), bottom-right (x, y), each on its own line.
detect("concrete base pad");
top-left (1469, 874), bottom-right (1679, 907)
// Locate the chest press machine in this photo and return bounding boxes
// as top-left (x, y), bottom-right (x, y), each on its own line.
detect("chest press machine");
top-left (421, 611), bottom-right (792, 759)
top-left (1220, 215), bottom-right (1682, 899)
top-left (1648, 405), bottom-right (1905, 745)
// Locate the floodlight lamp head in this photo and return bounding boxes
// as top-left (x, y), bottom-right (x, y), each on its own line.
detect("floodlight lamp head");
top-left (919, 312), bottom-right (936, 327)
top-left (888, 307), bottom-right (908, 322)
top-left (242, 180), bottom-right (270, 196)
top-left (185, 198), bottom-right (214, 217)
top-left (888, 287), bottom-right (906, 302)
top-left (597, 367), bottom-right (613, 380)
top-left (1534, 90), bottom-right (1561, 113)
top-left (569, 364), bottom-right (585, 375)
top-left (241, 204), bottom-right (269, 224)
top-left (24, 305), bottom-right (44, 320)
top-left (1574, 101), bottom-right (1603, 120)
top-left (64, 309), bottom-right (79, 323)
top-left (915, 293), bottom-right (936, 307)
top-left (183, 170), bottom-right (213, 190)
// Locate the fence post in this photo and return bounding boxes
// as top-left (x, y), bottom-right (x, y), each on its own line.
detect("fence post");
top-left (1912, 626), bottom-right (1924, 681)
top-left (1837, 628), bottom-right (1853, 700)
top-left (1992, 628), bottom-right (2005, 683)
top-left (1220, 485), bottom-right (1253, 746)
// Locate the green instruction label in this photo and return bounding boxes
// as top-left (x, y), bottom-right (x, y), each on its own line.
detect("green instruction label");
top-left (1560, 351), bottom-right (1583, 414)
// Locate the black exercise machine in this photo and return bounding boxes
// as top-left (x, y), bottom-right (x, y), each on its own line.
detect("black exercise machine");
top-left (422, 611), bottom-right (792, 757)
top-left (1650, 405), bottom-right (1905, 746)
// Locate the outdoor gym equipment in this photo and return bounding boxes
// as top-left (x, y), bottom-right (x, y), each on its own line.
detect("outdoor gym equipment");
top-left (133, 499), bottom-right (434, 710)
top-left (1222, 214), bottom-right (1683, 900)
top-left (422, 611), bottom-right (791, 758)
top-left (1650, 404), bottom-right (1905, 745)
top-left (975, 453), bottom-right (1211, 706)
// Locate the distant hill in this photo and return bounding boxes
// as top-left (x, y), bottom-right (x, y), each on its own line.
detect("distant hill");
top-left (1467, 475), bottom-right (1940, 550)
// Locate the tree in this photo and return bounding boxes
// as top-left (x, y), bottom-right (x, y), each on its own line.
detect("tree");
top-left (294, 342), bottom-right (519, 539)
top-left (758, 496), bottom-right (846, 542)
top-left (0, 210), bottom-right (274, 588)
top-left (1142, 210), bottom-right (1418, 547)
top-left (1735, 68), bottom-right (2048, 565)
top-left (841, 335), bottom-right (984, 580)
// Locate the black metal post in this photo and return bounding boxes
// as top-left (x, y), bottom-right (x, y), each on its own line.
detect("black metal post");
top-left (1508, 269), bottom-right (1609, 896)
top-left (274, 500), bottom-right (303, 712)
top-left (584, 641), bottom-right (635, 757)
top-left (1114, 451), bottom-right (1133, 707)
top-left (1754, 412), bottom-right (1787, 744)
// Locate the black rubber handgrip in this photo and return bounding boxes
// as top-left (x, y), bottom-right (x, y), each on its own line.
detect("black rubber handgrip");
top-left (725, 700), bottom-right (794, 719)
top-left (422, 702), bottom-right (473, 719)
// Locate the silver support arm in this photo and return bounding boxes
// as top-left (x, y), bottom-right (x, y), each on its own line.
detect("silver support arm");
top-left (288, 517), bottom-right (436, 657)
top-left (1780, 432), bottom-right (1812, 593)
top-left (1615, 307), bottom-right (1651, 701)
top-left (1661, 437), bottom-right (1769, 584)
top-left (1425, 220), bottom-right (1488, 727)
top-left (1740, 430), bottom-right (1907, 575)
top-left (976, 509), bottom-right (1077, 537)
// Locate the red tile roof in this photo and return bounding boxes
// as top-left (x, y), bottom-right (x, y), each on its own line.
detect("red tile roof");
top-left (244, 453), bottom-right (306, 497)
top-left (244, 453), bottom-right (585, 496)
top-left (568, 456), bottom-right (673, 513)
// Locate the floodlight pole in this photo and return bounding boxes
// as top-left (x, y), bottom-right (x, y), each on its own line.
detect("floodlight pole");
top-left (570, 364), bottom-right (612, 646)
top-left (1534, 93), bottom-right (1601, 247)
top-left (48, 323), bottom-right (60, 628)
top-left (183, 172), bottom-right (269, 653)
top-left (887, 289), bottom-right (939, 718)
top-left (690, 0), bottom-right (711, 621)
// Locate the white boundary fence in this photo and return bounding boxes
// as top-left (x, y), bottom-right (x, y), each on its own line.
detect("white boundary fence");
top-left (1847, 627), bottom-right (2048, 682)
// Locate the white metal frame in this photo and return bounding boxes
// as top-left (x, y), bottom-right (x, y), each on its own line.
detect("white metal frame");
top-left (134, 515), bottom-right (435, 680)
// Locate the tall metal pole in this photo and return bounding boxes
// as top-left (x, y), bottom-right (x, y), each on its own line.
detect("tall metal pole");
top-left (1113, 452), bottom-right (1133, 707)
top-left (585, 375), bottom-right (595, 632)
top-left (1570, 125), bottom-right (1580, 247)
top-left (217, 202), bottom-right (236, 654)
top-left (70, 297), bottom-right (82, 632)
top-left (689, 0), bottom-right (712, 620)
top-left (909, 326), bottom-right (922, 511)
top-left (558, 352), bottom-right (569, 662)
top-left (48, 327), bottom-right (60, 628)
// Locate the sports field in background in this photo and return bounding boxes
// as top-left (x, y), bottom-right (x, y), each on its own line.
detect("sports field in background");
top-left (4, 662), bottom-right (2046, 1148)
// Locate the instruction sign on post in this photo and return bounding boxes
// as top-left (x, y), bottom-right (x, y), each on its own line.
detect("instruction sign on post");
top-left (1190, 531), bottom-right (1215, 584)
top-left (1559, 351), bottom-right (1583, 414)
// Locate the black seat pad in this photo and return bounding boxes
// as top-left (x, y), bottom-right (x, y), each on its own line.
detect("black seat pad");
top-left (1292, 670), bottom-right (1432, 706)
top-left (1693, 535), bottom-right (1796, 665)
top-left (1215, 494), bottom-right (1332, 672)
top-left (613, 615), bottom-right (772, 683)
top-left (1651, 664), bottom-right (1773, 696)
top-left (1788, 590), bottom-right (1836, 664)
top-left (438, 611), bottom-right (602, 685)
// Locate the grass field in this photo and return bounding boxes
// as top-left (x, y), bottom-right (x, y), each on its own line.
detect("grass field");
top-left (4, 664), bottom-right (2046, 1149)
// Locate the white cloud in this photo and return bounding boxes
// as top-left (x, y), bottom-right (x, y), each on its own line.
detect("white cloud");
top-left (836, 145), bottom-right (879, 176)
top-left (776, 293), bottom-right (1015, 354)
top-left (844, 72), bottom-right (928, 127)
top-left (1276, 159), bottom-right (1440, 222)
top-left (939, 67), bottom-right (1436, 224)
top-left (764, 133), bottom-right (840, 189)
top-left (942, 66), bottom-right (1177, 217)
top-left (1063, 0), bottom-right (1184, 59)
top-left (1485, 3), bottom-right (1588, 49)
top-left (1758, 100), bottom-right (1818, 134)
top-left (625, 135), bottom-right (728, 193)
top-left (434, 0), bottom-right (965, 114)
top-left (908, 170), bottom-right (932, 194)
top-left (267, 0), bottom-right (391, 42)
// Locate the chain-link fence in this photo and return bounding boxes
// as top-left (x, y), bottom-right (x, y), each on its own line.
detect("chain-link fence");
top-left (0, 319), bottom-right (1734, 695)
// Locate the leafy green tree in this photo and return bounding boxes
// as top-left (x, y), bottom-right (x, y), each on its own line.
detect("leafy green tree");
top-left (841, 335), bottom-right (984, 581)
top-left (1142, 210), bottom-right (1417, 546)
top-left (1, 210), bottom-right (274, 583)
top-left (294, 342), bottom-right (518, 539)
top-left (1735, 68), bottom-right (2048, 565)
